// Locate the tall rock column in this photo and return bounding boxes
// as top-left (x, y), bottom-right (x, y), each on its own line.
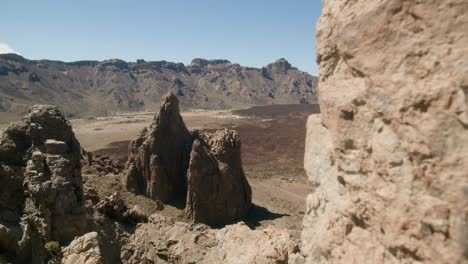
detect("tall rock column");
top-left (302, 0), bottom-right (468, 263)
top-left (185, 129), bottom-right (252, 225)
top-left (125, 92), bottom-right (192, 202)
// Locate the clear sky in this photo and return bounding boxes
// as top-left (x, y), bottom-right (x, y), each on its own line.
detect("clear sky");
top-left (0, 0), bottom-right (322, 75)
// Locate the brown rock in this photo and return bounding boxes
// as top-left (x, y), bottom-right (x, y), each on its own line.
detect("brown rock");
top-left (301, 1), bottom-right (468, 263)
top-left (0, 105), bottom-right (86, 263)
top-left (95, 192), bottom-right (148, 224)
top-left (124, 92), bottom-right (192, 202)
top-left (81, 148), bottom-right (124, 176)
top-left (185, 129), bottom-right (252, 225)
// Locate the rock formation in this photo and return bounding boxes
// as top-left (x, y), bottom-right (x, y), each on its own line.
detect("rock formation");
top-left (301, 1), bottom-right (468, 263)
top-left (125, 92), bottom-right (192, 202)
top-left (95, 192), bottom-right (148, 224)
top-left (186, 129), bottom-right (252, 225)
top-left (120, 214), bottom-right (299, 263)
top-left (124, 92), bottom-right (252, 225)
top-left (61, 232), bottom-right (104, 264)
top-left (81, 148), bottom-right (124, 176)
top-left (0, 105), bottom-right (86, 263)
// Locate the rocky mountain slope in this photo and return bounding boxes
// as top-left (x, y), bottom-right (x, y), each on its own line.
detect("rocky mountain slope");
top-left (0, 54), bottom-right (317, 122)
top-left (300, 0), bottom-right (468, 263)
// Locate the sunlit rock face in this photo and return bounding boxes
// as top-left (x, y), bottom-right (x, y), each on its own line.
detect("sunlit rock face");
top-left (302, 0), bottom-right (468, 263)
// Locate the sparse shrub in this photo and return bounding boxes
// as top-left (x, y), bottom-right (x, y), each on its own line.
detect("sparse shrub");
top-left (45, 241), bottom-right (62, 262)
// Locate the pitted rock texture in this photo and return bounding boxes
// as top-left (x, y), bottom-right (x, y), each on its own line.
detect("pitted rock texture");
top-left (0, 105), bottom-right (86, 263)
top-left (125, 92), bottom-right (192, 202)
top-left (186, 129), bottom-right (252, 225)
top-left (301, 1), bottom-right (468, 263)
top-left (125, 92), bottom-right (252, 225)
top-left (120, 214), bottom-right (299, 264)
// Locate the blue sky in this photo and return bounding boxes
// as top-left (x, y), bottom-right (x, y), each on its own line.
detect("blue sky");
top-left (0, 0), bottom-right (322, 75)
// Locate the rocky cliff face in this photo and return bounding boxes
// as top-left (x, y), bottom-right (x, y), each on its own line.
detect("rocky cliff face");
top-left (301, 0), bottom-right (468, 263)
top-left (0, 55), bottom-right (318, 122)
top-left (0, 105), bottom-right (86, 263)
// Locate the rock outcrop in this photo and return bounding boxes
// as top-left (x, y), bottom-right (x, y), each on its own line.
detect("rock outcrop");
top-left (81, 148), bottom-right (124, 176)
top-left (301, 1), bottom-right (468, 263)
top-left (61, 232), bottom-right (104, 264)
top-left (120, 214), bottom-right (299, 263)
top-left (95, 192), bottom-right (148, 224)
top-left (125, 92), bottom-right (192, 202)
top-left (125, 92), bottom-right (252, 225)
top-left (0, 105), bottom-right (86, 263)
top-left (186, 129), bottom-right (252, 225)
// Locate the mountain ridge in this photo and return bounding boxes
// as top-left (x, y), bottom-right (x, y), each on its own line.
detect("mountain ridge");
top-left (0, 53), bottom-right (317, 122)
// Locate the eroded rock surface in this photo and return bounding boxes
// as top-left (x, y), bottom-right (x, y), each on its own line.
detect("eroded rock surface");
top-left (0, 105), bottom-right (86, 263)
top-left (125, 92), bottom-right (252, 225)
top-left (125, 92), bottom-right (192, 202)
top-left (301, 1), bottom-right (468, 263)
top-left (61, 232), bottom-right (104, 264)
top-left (120, 214), bottom-right (299, 264)
top-left (186, 129), bottom-right (252, 225)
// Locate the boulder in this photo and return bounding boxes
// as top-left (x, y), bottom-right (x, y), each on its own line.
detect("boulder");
top-left (124, 92), bottom-right (192, 202)
top-left (185, 129), bottom-right (252, 225)
top-left (61, 232), bottom-right (104, 264)
top-left (301, 1), bottom-right (468, 263)
top-left (0, 105), bottom-right (86, 263)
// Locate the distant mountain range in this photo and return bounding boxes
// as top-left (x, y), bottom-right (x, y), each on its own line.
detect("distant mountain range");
top-left (0, 53), bottom-right (317, 122)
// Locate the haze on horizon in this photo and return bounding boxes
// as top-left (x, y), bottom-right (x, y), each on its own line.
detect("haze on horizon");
top-left (0, 0), bottom-right (322, 75)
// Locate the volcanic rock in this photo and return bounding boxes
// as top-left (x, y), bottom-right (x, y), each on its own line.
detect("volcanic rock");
top-left (124, 93), bottom-right (252, 225)
top-left (300, 1), bottom-right (468, 263)
top-left (185, 129), bottom-right (252, 225)
top-left (121, 214), bottom-right (299, 263)
top-left (81, 148), bottom-right (124, 176)
top-left (0, 105), bottom-right (86, 263)
top-left (124, 92), bottom-right (193, 202)
top-left (61, 232), bottom-right (104, 264)
top-left (95, 192), bottom-right (148, 224)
